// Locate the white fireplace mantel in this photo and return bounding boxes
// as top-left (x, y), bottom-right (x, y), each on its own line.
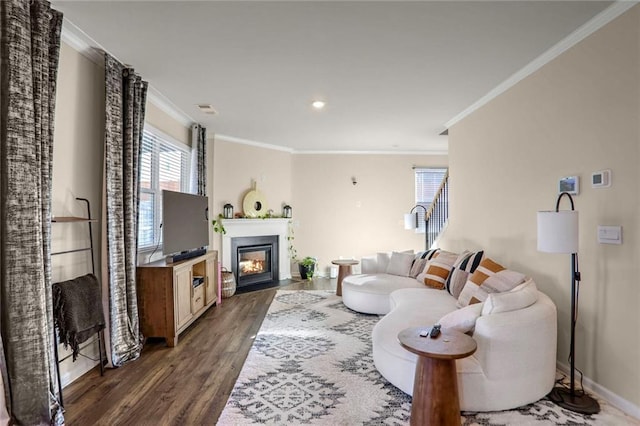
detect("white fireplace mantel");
top-left (221, 219), bottom-right (291, 280)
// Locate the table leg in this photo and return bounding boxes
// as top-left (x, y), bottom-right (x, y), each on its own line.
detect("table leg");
top-left (336, 265), bottom-right (352, 297)
top-left (410, 356), bottom-right (461, 426)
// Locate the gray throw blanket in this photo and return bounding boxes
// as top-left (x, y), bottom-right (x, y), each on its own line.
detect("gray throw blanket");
top-left (52, 273), bottom-right (105, 361)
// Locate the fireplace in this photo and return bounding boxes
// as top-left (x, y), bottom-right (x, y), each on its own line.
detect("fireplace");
top-left (231, 235), bottom-right (279, 289)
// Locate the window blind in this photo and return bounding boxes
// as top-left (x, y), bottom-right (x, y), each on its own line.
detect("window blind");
top-left (414, 168), bottom-right (447, 232)
top-left (138, 127), bottom-right (190, 250)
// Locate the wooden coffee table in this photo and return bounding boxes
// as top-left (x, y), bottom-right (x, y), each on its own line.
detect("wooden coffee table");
top-left (398, 327), bottom-right (477, 426)
top-left (331, 259), bottom-right (358, 296)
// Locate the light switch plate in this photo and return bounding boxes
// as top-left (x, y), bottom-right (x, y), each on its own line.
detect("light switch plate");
top-left (597, 225), bottom-right (622, 244)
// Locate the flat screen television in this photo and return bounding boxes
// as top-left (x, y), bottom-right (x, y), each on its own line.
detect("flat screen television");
top-left (162, 190), bottom-right (209, 257)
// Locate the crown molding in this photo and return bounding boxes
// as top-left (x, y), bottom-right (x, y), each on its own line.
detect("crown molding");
top-left (445, 1), bottom-right (637, 129)
top-left (146, 87), bottom-right (195, 128)
top-left (215, 134), bottom-right (446, 155)
top-left (60, 18), bottom-right (104, 65)
top-left (214, 135), bottom-right (295, 153)
top-left (294, 149), bottom-right (448, 156)
top-left (60, 18), bottom-right (195, 128)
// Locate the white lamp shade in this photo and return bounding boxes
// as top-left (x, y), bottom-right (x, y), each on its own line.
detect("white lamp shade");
top-left (537, 210), bottom-right (579, 253)
top-left (404, 213), bottom-right (417, 230)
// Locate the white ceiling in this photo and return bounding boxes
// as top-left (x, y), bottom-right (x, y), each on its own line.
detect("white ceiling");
top-left (53, 1), bottom-right (617, 153)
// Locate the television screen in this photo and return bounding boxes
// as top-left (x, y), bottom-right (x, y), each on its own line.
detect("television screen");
top-left (162, 190), bottom-right (209, 255)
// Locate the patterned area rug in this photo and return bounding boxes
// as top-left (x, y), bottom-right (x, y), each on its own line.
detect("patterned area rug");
top-left (217, 290), bottom-right (637, 425)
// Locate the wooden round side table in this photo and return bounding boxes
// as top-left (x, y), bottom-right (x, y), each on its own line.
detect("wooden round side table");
top-left (398, 327), bottom-right (477, 426)
top-left (331, 259), bottom-right (358, 296)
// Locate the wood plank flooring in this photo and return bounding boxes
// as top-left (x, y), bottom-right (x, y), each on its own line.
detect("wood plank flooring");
top-left (61, 278), bottom-right (334, 425)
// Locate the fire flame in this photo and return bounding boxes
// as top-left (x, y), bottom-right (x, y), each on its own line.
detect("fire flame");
top-left (240, 259), bottom-right (265, 274)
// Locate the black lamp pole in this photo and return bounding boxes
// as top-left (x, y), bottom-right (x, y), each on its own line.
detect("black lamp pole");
top-left (409, 205), bottom-right (428, 251)
top-left (547, 192), bottom-right (600, 414)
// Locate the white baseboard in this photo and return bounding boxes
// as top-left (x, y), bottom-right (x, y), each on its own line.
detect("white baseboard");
top-left (556, 361), bottom-right (640, 420)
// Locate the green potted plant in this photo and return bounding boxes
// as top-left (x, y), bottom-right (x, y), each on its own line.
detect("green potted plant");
top-left (298, 256), bottom-right (317, 281)
top-left (286, 221), bottom-right (316, 280)
top-left (212, 214), bottom-right (226, 234)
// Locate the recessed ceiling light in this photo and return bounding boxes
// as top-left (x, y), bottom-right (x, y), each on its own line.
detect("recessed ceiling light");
top-left (311, 100), bottom-right (326, 110)
top-left (197, 104), bottom-right (218, 115)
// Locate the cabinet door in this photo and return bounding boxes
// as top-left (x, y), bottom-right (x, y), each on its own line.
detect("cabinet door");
top-left (205, 257), bottom-right (217, 305)
top-left (175, 267), bottom-right (193, 330)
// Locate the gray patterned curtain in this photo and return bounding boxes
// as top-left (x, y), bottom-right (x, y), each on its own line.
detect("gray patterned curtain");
top-left (103, 53), bottom-right (147, 367)
top-left (190, 123), bottom-right (207, 196)
top-left (0, 0), bottom-right (64, 424)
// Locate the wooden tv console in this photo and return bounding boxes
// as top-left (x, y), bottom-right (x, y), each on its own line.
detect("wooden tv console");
top-left (136, 251), bottom-right (219, 347)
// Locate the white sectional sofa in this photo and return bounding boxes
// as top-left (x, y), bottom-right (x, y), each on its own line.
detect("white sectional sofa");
top-left (341, 273), bottom-right (424, 315)
top-left (342, 250), bottom-right (558, 412)
top-left (342, 251), bottom-right (428, 315)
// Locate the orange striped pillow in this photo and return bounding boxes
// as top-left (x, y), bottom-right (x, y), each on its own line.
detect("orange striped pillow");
top-left (422, 251), bottom-right (458, 289)
top-left (456, 257), bottom-right (526, 307)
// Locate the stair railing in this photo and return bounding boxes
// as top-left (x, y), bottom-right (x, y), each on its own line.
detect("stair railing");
top-left (424, 170), bottom-right (449, 249)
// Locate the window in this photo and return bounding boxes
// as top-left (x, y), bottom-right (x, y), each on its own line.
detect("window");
top-left (414, 168), bottom-right (447, 233)
top-left (138, 125), bottom-right (191, 250)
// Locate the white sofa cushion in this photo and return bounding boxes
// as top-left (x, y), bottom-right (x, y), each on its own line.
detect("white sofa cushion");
top-left (482, 278), bottom-right (538, 315)
top-left (342, 274), bottom-right (424, 315)
top-left (376, 252), bottom-right (391, 272)
top-left (386, 251), bottom-right (415, 276)
top-left (361, 256), bottom-right (378, 274)
top-left (438, 302), bottom-right (484, 334)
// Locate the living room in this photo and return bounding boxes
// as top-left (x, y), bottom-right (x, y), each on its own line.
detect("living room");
top-left (1, 1), bottom-right (639, 424)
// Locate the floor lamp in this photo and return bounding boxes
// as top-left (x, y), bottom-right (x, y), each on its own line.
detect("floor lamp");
top-left (537, 192), bottom-right (600, 414)
top-left (404, 205), bottom-right (428, 251)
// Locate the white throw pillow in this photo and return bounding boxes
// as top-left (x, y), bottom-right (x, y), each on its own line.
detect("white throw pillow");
top-left (376, 252), bottom-right (391, 273)
top-left (360, 256), bottom-right (378, 274)
top-left (385, 251), bottom-right (415, 276)
top-left (438, 303), bottom-right (484, 334)
top-left (482, 278), bottom-right (538, 315)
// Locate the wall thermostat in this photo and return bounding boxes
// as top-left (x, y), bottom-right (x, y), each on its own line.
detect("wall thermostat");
top-left (592, 170), bottom-right (611, 188)
top-left (559, 176), bottom-right (579, 195)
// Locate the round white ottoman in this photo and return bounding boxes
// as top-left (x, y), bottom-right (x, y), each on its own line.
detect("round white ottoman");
top-left (341, 273), bottom-right (424, 314)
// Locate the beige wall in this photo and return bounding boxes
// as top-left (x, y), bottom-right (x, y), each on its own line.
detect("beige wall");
top-left (441, 6), bottom-right (640, 407)
top-left (210, 138), bottom-right (293, 251)
top-left (52, 42), bottom-right (105, 386)
top-left (208, 139), bottom-right (447, 276)
top-left (145, 102), bottom-right (190, 146)
top-left (292, 154), bottom-right (447, 275)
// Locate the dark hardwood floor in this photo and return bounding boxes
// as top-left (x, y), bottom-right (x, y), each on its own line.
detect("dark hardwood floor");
top-left (61, 278), bottom-right (335, 425)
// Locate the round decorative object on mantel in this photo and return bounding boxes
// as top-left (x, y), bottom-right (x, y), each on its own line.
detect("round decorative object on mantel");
top-left (283, 205), bottom-right (292, 218)
top-left (243, 189), bottom-right (267, 218)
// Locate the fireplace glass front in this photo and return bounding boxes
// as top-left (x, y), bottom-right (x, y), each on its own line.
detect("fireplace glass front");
top-left (239, 245), bottom-right (270, 278)
top-left (231, 235), bottom-right (279, 288)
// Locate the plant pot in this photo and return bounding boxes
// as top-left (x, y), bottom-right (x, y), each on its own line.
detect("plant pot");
top-left (299, 263), bottom-right (315, 280)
